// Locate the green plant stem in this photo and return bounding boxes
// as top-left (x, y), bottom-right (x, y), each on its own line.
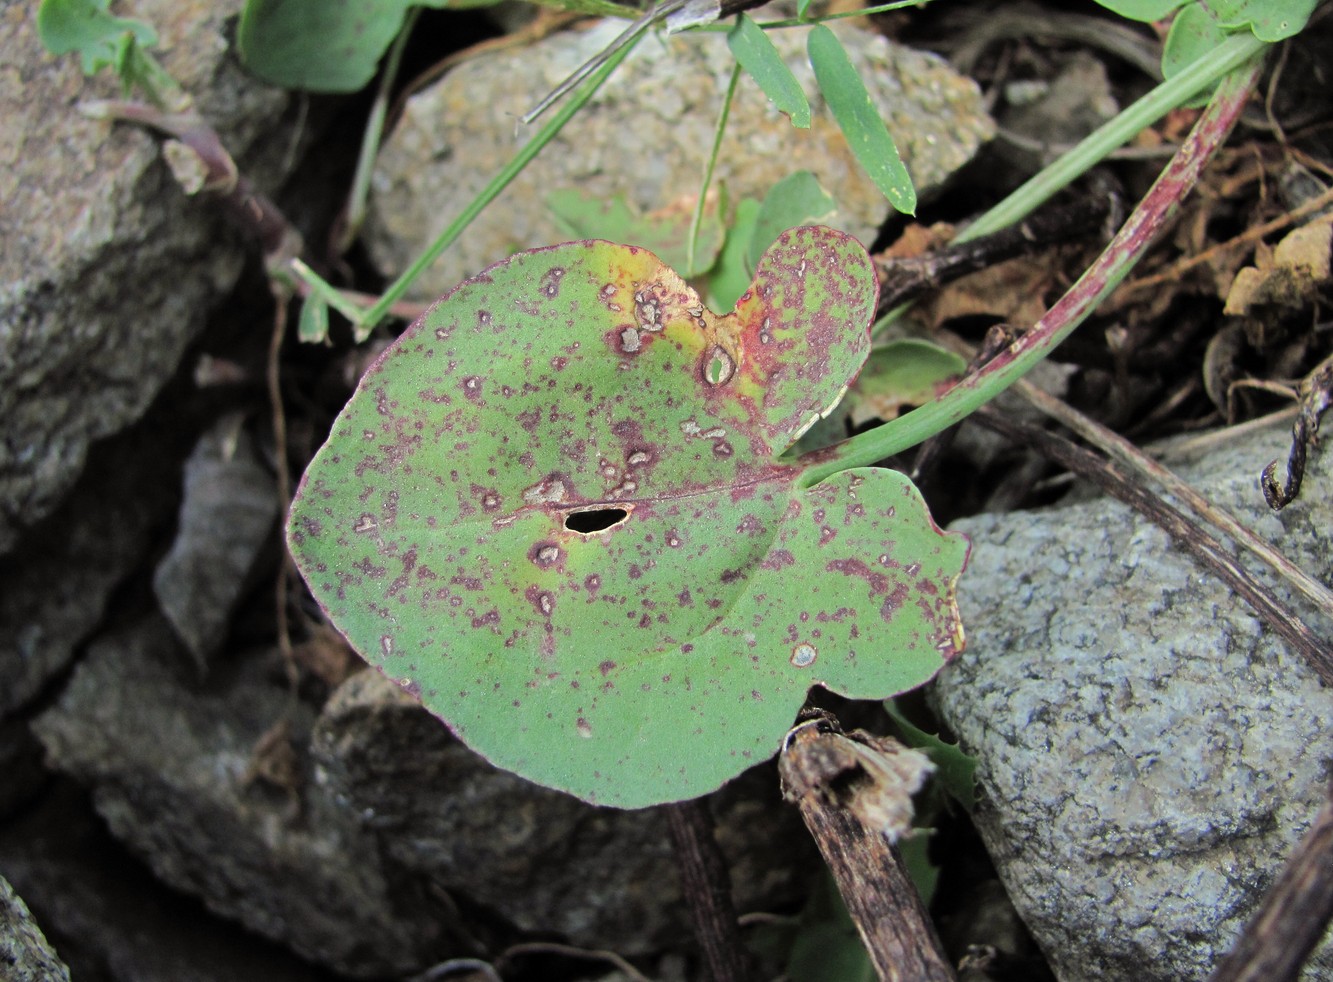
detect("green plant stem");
top-left (355, 32), bottom-right (643, 335)
top-left (865, 29), bottom-right (1266, 341)
top-left (339, 8), bottom-right (417, 254)
top-left (798, 51), bottom-right (1266, 488)
top-left (958, 30), bottom-right (1265, 243)
top-left (687, 62), bottom-right (741, 277)
top-left (286, 259), bottom-right (366, 322)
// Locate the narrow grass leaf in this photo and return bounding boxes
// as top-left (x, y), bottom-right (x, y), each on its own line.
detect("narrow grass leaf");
top-left (728, 14), bottom-right (810, 128)
top-left (808, 25), bottom-right (916, 215)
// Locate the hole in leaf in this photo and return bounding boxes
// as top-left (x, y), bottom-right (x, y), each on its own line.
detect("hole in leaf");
top-left (564, 508), bottom-right (629, 534)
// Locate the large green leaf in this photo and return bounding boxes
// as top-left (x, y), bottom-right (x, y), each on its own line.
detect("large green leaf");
top-left (238, 0), bottom-right (421, 92)
top-left (288, 227), bottom-right (967, 807)
top-left (238, 0), bottom-right (638, 92)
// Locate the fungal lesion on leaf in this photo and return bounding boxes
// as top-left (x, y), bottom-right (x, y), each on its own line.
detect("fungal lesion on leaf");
top-left (563, 506), bottom-right (631, 534)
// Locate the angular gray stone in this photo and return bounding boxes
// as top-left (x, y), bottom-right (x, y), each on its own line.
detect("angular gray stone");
top-left (0, 0), bottom-right (291, 553)
top-left (153, 416), bottom-right (278, 671)
top-left (33, 616), bottom-right (453, 978)
top-left (933, 423), bottom-right (1333, 981)
top-left (0, 417), bottom-right (180, 719)
top-left (0, 782), bottom-right (327, 982)
top-left (365, 18), bottom-right (993, 298)
top-left (311, 668), bottom-right (814, 954)
top-left (0, 875), bottom-right (70, 982)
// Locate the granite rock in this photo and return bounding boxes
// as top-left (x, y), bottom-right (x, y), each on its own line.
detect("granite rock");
top-left (0, 0), bottom-right (292, 553)
top-left (933, 424), bottom-right (1333, 981)
top-left (365, 18), bottom-right (992, 298)
top-left (0, 875), bottom-right (70, 982)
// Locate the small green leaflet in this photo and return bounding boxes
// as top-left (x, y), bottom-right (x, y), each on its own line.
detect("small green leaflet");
top-left (36, 0), bottom-right (157, 76)
top-left (728, 14), bottom-right (811, 128)
top-left (808, 25), bottom-right (916, 216)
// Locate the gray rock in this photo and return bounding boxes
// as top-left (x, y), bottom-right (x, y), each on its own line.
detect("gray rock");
top-left (0, 782), bottom-right (327, 982)
top-left (933, 423), bottom-right (1333, 981)
top-left (0, 416), bottom-right (179, 719)
top-left (365, 18), bottom-right (993, 298)
top-left (0, 0), bottom-right (291, 554)
top-left (311, 669), bottom-right (813, 954)
top-left (33, 616), bottom-right (453, 978)
top-left (153, 416), bottom-right (278, 672)
top-left (33, 614), bottom-right (813, 974)
top-left (0, 875), bottom-right (70, 982)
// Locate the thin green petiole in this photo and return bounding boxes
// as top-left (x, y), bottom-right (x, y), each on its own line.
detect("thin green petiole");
top-left (339, 8), bottom-right (418, 254)
top-left (687, 61), bottom-right (741, 277)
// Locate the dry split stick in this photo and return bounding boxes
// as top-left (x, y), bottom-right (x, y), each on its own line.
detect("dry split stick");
top-left (663, 799), bottom-right (758, 982)
top-left (780, 722), bottom-right (956, 982)
top-left (1012, 377), bottom-right (1333, 619)
top-left (1208, 784), bottom-right (1333, 982)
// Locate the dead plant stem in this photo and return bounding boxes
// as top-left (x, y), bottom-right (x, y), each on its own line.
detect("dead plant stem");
top-left (1013, 378), bottom-right (1333, 619)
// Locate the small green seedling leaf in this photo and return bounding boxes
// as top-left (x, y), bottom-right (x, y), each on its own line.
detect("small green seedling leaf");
top-left (845, 340), bottom-right (967, 427)
top-left (728, 14), bottom-right (811, 129)
top-left (747, 171), bottom-right (839, 273)
top-left (37, 0), bottom-right (157, 76)
top-left (1092, 0), bottom-right (1189, 20)
top-left (288, 227), bottom-right (967, 807)
top-left (707, 197), bottom-right (763, 311)
top-left (546, 189), bottom-right (725, 279)
top-left (884, 699), bottom-right (976, 811)
top-left (808, 25), bottom-right (916, 216)
top-left (786, 874), bottom-right (876, 982)
top-left (1162, 3), bottom-right (1230, 103)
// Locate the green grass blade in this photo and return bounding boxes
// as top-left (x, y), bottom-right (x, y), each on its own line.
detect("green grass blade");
top-left (355, 31), bottom-right (643, 335)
